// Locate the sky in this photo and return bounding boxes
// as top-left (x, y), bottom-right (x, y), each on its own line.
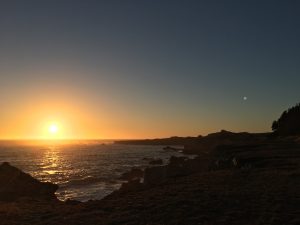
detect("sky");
top-left (0, 0), bottom-right (300, 139)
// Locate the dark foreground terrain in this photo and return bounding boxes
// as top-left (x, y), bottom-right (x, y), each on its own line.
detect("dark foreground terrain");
top-left (0, 131), bottom-right (299, 225)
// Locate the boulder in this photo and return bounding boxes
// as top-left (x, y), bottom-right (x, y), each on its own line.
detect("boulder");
top-left (149, 159), bottom-right (163, 165)
top-left (163, 146), bottom-right (184, 152)
top-left (169, 156), bottom-right (187, 166)
top-left (65, 198), bottom-right (81, 205)
top-left (119, 179), bottom-right (143, 192)
top-left (143, 155), bottom-right (218, 186)
top-left (144, 166), bottom-right (167, 186)
top-left (0, 162), bottom-right (58, 201)
top-left (142, 157), bottom-right (153, 161)
top-left (119, 168), bottom-right (144, 181)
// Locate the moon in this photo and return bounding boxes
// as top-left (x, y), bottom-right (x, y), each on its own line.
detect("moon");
top-left (243, 96), bottom-right (247, 101)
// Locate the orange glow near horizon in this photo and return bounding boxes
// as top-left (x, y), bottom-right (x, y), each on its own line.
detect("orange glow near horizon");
top-left (0, 95), bottom-right (108, 140)
top-left (0, 101), bottom-right (226, 140)
top-left (0, 86), bottom-right (235, 140)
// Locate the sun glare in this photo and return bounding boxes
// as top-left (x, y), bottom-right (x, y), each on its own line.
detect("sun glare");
top-left (43, 122), bottom-right (66, 139)
top-left (48, 124), bottom-right (59, 134)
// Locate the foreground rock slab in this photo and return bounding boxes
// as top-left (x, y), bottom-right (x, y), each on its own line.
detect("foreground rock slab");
top-left (0, 162), bottom-right (58, 201)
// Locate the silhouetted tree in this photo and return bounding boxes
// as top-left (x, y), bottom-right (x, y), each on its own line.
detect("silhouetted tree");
top-left (271, 120), bottom-right (278, 131)
top-left (272, 103), bottom-right (300, 136)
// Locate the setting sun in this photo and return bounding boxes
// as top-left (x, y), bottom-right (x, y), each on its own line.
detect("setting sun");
top-left (48, 124), bottom-right (59, 134)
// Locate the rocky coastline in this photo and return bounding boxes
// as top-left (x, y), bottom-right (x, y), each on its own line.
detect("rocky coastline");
top-left (0, 130), bottom-right (299, 224)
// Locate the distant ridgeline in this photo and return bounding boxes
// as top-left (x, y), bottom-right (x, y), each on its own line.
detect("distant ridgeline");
top-left (115, 136), bottom-right (202, 146)
top-left (116, 103), bottom-right (300, 147)
top-left (272, 103), bottom-right (300, 136)
top-left (114, 131), bottom-right (268, 147)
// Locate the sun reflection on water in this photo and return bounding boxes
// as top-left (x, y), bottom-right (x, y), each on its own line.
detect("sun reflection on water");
top-left (40, 146), bottom-right (61, 179)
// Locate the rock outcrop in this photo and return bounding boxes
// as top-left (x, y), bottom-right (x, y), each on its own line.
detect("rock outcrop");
top-left (0, 162), bottom-right (58, 201)
top-left (143, 156), bottom-right (210, 186)
top-left (184, 130), bottom-right (269, 154)
top-left (0, 133), bottom-right (299, 225)
top-left (119, 168), bottom-right (144, 181)
top-left (119, 178), bottom-right (144, 192)
top-left (149, 158), bottom-right (163, 165)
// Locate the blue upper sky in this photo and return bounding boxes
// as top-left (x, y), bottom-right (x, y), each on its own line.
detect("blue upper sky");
top-left (0, 0), bottom-right (300, 138)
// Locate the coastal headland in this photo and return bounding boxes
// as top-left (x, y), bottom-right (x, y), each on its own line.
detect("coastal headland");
top-left (0, 129), bottom-right (299, 224)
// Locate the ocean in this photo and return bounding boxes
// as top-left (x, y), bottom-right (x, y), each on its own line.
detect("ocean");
top-left (0, 140), bottom-right (187, 201)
